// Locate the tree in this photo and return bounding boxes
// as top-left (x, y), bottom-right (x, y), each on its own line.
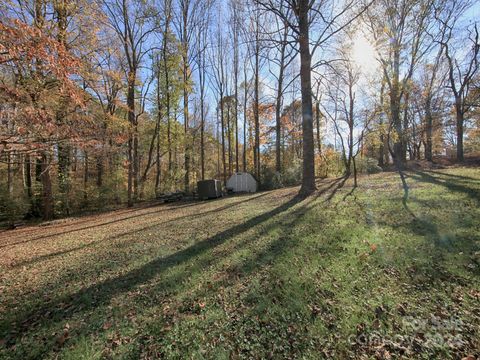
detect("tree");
top-left (0, 5), bottom-right (86, 219)
top-left (195, 4), bottom-right (210, 180)
top-left (436, 0), bottom-right (479, 161)
top-left (209, 5), bottom-right (228, 184)
top-left (263, 5), bottom-right (296, 174)
top-left (365, 0), bottom-right (435, 164)
top-left (174, 0), bottom-right (206, 193)
top-left (322, 44), bottom-right (371, 186)
top-left (102, 0), bottom-right (157, 206)
top-left (230, 0), bottom-right (241, 173)
top-left (255, 0), bottom-right (370, 195)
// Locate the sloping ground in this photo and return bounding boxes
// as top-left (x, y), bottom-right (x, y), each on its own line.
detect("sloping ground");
top-left (0, 168), bottom-right (479, 359)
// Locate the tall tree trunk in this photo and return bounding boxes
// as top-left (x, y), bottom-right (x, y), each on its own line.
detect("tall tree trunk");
top-left (220, 96), bottom-right (227, 185)
top-left (133, 124), bottom-right (139, 200)
top-left (315, 101), bottom-right (322, 158)
top-left (199, 55), bottom-right (206, 180)
top-left (84, 151), bottom-right (89, 202)
top-left (275, 24), bottom-right (288, 174)
top-left (233, 3), bottom-right (239, 173)
top-left (243, 65), bottom-right (248, 172)
top-left (346, 81), bottom-right (354, 176)
top-left (7, 152), bottom-right (13, 198)
top-left (55, 0), bottom-right (71, 215)
top-left (155, 132), bottom-right (161, 196)
top-left (6, 152), bottom-right (15, 228)
top-left (200, 103), bottom-right (205, 180)
top-left (275, 97), bottom-right (282, 173)
top-left (127, 73), bottom-right (136, 207)
top-left (297, 0), bottom-right (316, 195)
top-left (378, 81), bottom-right (385, 167)
top-left (41, 154), bottom-right (54, 220)
top-left (216, 107), bottom-right (221, 175)
top-left (182, 3), bottom-right (191, 193)
top-left (57, 142), bottom-right (70, 214)
top-left (183, 80), bottom-right (190, 193)
top-left (227, 102), bottom-right (233, 175)
top-left (353, 156), bottom-right (358, 188)
top-left (425, 100), bottom-right (433, 162)
top-left (163, 35), bottom-right (172, 177)
top-left (456, 102), bottom-right (464, 162)
top-left (390, 45), bottom-right (405, 163)
top-left (24, 155), bottom-right (32, 199)
top-left (96, 155), bottom-right (103, 187)
top-left (254, 29), bottom-right (260, 182)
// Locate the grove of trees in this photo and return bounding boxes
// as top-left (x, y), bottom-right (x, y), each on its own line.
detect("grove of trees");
top-left (1, 0), bottom-right (479, 223)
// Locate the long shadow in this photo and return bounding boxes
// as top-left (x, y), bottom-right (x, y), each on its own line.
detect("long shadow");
top-left (238, 200), bottom-right (314, 275)
top-left (0, 200), bottom-right (174, 237)
top-left (0, 194), bottom-right (267, 250)
top-left (217, 180), bottom-right (342, 265)
top-left (319, 176), bottom-right (348, 203)
top-left (431, 170), bottom-right (480, 182)
top-left (376, 214), bottom-right (480, 285)
top-left (408, 170), bottom-right (480, 202)
top-left (0, 202), bottom-right (201, 248)
top-left (342, 186), bottom-right (358, 202)
top-left (2, 193), bottom-right (305, 347)
top-left (11, 193), bottom-right (271, 269)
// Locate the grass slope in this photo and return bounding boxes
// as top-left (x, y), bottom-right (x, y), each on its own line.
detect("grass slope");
top-left (0, 168), bottom-right (479, 359)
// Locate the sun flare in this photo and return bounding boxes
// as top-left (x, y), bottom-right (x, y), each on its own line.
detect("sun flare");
top-left (352, 32), bottom-right (378, 75)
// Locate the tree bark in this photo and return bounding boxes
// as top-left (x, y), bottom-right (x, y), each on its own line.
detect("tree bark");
top-left (182, 1), bottom-right (191, 193)
top-left (315, 101), bottom-right (322, 159)
top-left (253, 18), bottom-right (261, 182)
top-left (220, 96), bottom-right (227, 185)
top-left (227, 100), bottom-right (233, 175)
top-left (24, 155), bottom-right (32, 199)
top-left (55, 0), bottom-right (71, 215)
top-left (233, 3), bottom-right (240, 173)
top-left (41, 154), bottom-right (54, 220)
top-left (297, 0), bottom-right (316, 195)
top-left (456, 100), bottom-right (464, 162)
top-left (243, 65), bottom-right (248, 172)
top-left (126, 71), bottom-right (136, 206)
top-left (425, 98), bottom-right (433, 161)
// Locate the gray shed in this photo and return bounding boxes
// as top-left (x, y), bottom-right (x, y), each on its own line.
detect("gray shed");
top-left (226, 172), bottom-right (258, 193)
top-left (197, 179), bottom-right (223, 200)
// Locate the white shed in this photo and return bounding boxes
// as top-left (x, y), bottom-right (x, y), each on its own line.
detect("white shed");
top-left (226, 172), bottom-right (258, 193)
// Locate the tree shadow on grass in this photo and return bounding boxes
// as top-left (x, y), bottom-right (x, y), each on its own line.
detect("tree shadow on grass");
top-left (432, 170), bottom-right (480, 182)
top-left (2, 178), bottom-right (351, 358)
top-left (378, 215), bottom-right (479, 291)
top-left (2, 193), bottom-right (308, 349)
top-left (2, 193), bottom-right (269, 254)
top-left (408, 170), bottom-right (480, 202)
top-left (0, 201), bottom-right (202, 249)
top-left (374, 194), bottom-right (480, 288)
top-left (11, 193), bottom-right (271, 269)
top-left (312, 176), bottom-right (348, 203)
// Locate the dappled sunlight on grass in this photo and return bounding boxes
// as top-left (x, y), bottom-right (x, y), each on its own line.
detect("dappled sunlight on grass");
top-left (0, 168), bottom-right (479, 359)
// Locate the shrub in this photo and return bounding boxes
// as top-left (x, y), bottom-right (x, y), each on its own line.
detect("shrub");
top-left (0, 185), bottom-right (29, 228)
top-left (260, 160), bottom-right (302, 190)
top-left (355, 157), bottom-right (382, 174)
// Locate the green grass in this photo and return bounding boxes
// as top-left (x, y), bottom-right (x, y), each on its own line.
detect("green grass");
top-left (0, 168), bottom-right (479, 359)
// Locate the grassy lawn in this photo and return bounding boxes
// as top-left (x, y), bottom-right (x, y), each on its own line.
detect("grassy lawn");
top-left (0, 168), bottom-right (479, 359)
